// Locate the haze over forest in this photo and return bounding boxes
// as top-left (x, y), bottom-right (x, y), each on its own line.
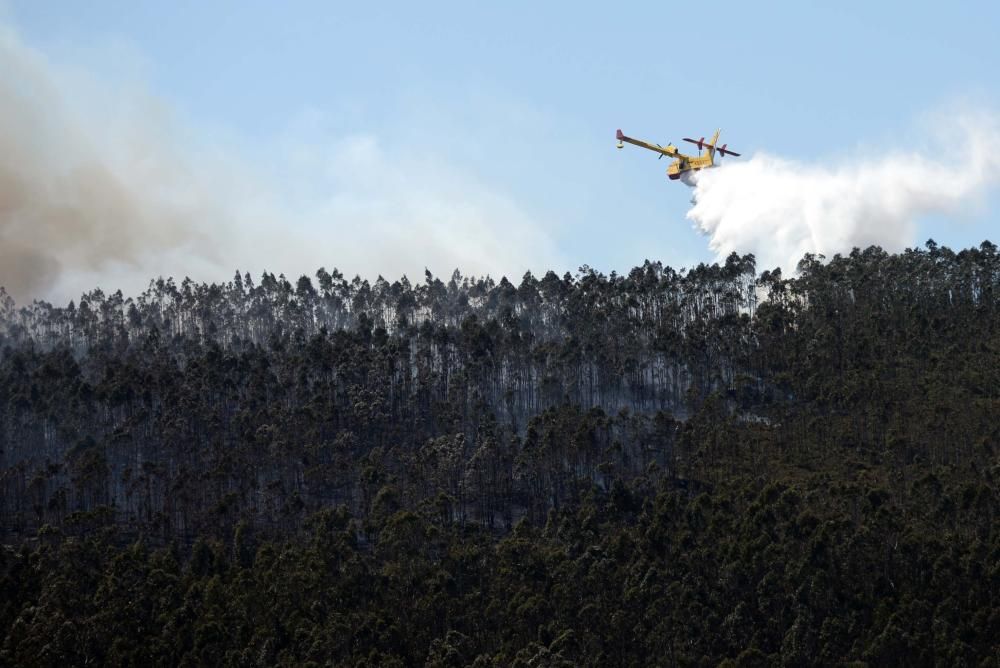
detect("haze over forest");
top-left (2, 2), bottom-right (1000, 665)
top-left (3, 13), bottom-right (1000, 305)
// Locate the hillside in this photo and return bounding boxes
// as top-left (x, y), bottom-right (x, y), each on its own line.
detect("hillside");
top-left (1, 241), bottom-right (998, 665)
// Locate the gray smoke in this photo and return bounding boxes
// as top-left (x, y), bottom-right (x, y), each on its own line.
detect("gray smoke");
top-left (0, 25), bottom-right (228, 303)
top-left (0, 24), bottom-right (562, 305)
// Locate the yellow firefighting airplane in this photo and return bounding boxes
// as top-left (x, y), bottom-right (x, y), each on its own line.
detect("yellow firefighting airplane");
top-left (616, 128), bottom-right (740, 180)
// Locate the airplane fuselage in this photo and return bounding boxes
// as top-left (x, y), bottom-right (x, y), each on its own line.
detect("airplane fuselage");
top-left (666, 153), bottom-right (715, 179)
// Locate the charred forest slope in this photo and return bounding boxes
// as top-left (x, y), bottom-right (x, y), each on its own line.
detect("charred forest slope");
top-left (1, 241), bottom-right (998, 665)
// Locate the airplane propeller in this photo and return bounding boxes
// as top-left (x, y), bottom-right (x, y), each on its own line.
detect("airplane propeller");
top-left (655, 143), bottom-right (668, 159)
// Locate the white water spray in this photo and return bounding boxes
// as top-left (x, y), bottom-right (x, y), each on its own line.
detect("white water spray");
top-left (686, 111), bottom-right (1000, 271)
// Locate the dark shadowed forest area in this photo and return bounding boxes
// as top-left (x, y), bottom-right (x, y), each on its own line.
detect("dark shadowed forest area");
top-left (1, 241), bottom-right (998, 666)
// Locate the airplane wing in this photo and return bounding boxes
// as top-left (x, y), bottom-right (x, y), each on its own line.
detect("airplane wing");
top-left (617, 129), bottom-right (683, 158)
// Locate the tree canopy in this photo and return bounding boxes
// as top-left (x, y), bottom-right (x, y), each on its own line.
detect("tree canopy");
top-left (1, 241), bottom-right (998, 665)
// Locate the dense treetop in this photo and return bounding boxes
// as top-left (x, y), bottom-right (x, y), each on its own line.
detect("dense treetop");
top-left (1, 241), bottom-right (998, 665)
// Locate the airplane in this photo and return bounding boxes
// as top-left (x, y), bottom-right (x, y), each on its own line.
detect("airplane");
top-left (616, 128), bottom-right (740, 180)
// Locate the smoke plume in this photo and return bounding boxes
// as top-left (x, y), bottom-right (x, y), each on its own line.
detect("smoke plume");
top-left (686, 111), bottom-right (1000, 272)
top-left (0, 25), bottom-right (232, 303)
top-left (0, 25), bottom-right (561, 305)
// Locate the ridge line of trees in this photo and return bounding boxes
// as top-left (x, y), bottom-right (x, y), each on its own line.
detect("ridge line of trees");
top-left (0, 241), bottom-right (998, 664)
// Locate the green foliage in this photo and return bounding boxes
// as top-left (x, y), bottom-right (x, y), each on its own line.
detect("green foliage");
top-left (0, 242), bottom-right (999, 663)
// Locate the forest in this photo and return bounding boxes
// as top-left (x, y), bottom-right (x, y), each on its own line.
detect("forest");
top-left (0, 241), bottom-right (998, 666)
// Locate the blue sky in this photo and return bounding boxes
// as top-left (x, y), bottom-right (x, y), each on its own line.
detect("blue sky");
top-left (3, 1), bottom-right (999, 298)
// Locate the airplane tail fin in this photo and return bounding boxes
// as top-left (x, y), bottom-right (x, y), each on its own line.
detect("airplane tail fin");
top-left (708, 129), bottom-right (721, 154)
